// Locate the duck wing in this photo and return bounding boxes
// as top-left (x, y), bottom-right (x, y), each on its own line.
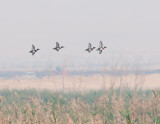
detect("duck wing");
top-left (99, 50), bottom-right (102, 54)
top-left (32, 44), bottom-right (35, 50)
top-left (32, 52), bottom-right (35, 55)
top-left (56, 42), bottom-right (60, 47)
top-left (99, 41), bottom-right (103, 48)
top-left (88, 43), bottom-right (91, 49)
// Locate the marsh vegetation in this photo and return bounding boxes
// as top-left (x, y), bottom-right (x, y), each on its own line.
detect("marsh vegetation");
top-left (0, 88), bottom-right (160, 124)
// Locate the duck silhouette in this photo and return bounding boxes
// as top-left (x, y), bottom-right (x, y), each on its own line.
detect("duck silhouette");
top-left (53, 42), bottom-right (64, 52)
top-left (29, 44), bottom-right (40, 55)
top-left (85, 43), bottom-right (95, 53)
top-left (97, 41), bottom-right (106, 54)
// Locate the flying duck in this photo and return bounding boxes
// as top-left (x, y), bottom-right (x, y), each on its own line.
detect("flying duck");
top-left (53, 42), bottom-right (64, 52)
top-left (85, 43), bottom-right (95, 53)
top-left (29, 44), bottom-right (40, 55)
top-left (97, 41), bottom-right (107, 54)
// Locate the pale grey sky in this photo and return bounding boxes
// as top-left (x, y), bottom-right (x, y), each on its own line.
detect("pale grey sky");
top-left (0, 0), bottom-right (160, 68)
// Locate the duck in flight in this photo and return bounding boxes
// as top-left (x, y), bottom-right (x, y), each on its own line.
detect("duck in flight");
top-left (29, 44), bottom-right (40, 55)
top-left (53, 42), bottom-right (64, 52)
top-left (85, 43), bottom-right (95, 53)
top-left (97, 41), bottom-right (107, 54)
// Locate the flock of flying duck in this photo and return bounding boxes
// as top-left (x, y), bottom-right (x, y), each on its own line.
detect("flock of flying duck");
top-left (29, 41), bottom-right (107, 55)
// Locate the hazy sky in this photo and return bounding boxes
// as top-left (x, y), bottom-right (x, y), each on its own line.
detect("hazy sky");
top-left (0, 0), bottom-right (160, 68)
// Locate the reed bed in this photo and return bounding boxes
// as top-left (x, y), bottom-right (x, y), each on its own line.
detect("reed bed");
top-left (0, 89), bottom-right (160, 124)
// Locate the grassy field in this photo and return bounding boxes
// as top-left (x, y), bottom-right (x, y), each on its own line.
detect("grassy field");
top-left (0, 88), bottom-right (160, 124)
top-left (1, 74), bottom-right (160, 90)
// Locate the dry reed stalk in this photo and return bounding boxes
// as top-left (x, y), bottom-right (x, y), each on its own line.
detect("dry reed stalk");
top-left (50, 115), bottom-right (55, 123)
top-left (66, 114), bottom-right (74, 124)
top-left (1, 116), bottom-right (6, 124)
top-left (14, 92), bottom-right (19, 97)
top-left (0, 96), bottom-right (6, 103)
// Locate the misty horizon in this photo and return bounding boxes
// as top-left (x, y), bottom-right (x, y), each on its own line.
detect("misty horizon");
top-left (0, 0), bottom-right (160, 70)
